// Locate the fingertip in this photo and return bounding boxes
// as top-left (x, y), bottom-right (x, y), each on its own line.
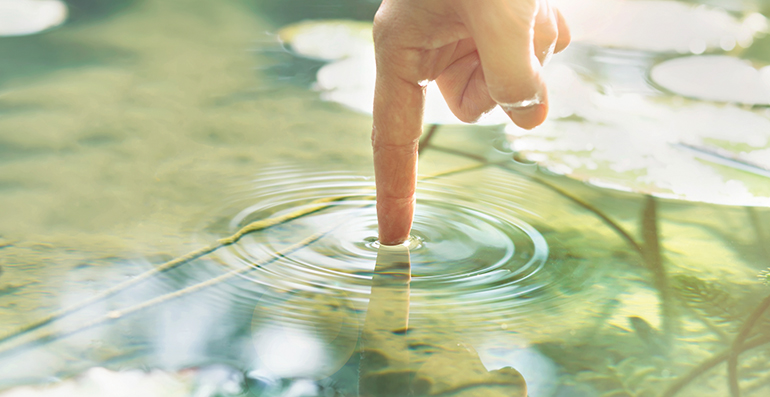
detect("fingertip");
top-left (499, 80), bottom-right (549, 129)
top-left (376, 196), bottom-right (414, 246)
top-left (504, 102), bottom-right (548, 130)
top-left (378, 229), bottom-right (411, 246)
top-left (378, 233), bottom-right (411, 246)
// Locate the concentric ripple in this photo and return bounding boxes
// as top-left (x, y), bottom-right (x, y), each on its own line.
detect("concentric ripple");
top-left (195, 165), bottom-right (604, 334)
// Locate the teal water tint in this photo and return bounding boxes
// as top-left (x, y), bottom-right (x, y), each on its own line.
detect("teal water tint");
top-left (1, 0), bottom-right (770, 396)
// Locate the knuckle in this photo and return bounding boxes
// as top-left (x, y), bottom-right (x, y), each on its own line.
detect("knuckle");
top-left (452, 102), bottom-right (495, 123)
top-left (373, 4), bottom-right (399, 46)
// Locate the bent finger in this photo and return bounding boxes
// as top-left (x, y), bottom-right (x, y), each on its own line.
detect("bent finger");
top-left (435, 50), bottom-right (498, 123)
top-left (457, 0), bottom-right (547, 129)
top-left (533, 0), bottom-right (558, 65)
top-left (553, 7), bottom-right (571, 54)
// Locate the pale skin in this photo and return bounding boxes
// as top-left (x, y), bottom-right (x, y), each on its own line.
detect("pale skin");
top-left (372, 0), bottom-right (570, 245)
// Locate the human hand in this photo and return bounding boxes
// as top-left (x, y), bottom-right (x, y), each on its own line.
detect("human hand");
top-left (372, 0), bottom-right (569, 245)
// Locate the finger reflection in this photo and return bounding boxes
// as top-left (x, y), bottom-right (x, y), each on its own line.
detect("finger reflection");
top-left (360, 243), bottom-right (528, 397)
top-left (360, 243), bottom-right (412, 397)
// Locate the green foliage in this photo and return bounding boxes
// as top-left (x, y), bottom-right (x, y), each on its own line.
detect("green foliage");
top-left (671, 274), bottom-right (746, 325)
top-left (575, 357), bottom-right (662, 397)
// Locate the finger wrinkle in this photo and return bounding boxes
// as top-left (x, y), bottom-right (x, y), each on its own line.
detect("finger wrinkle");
top-left (377, 194), bottom-right (416, 203)
top-left (371, 137), bottom-right (420, 153)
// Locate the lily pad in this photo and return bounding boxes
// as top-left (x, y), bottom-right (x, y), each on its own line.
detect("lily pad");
top-left (553, 0), bottom-right (767, 53)
top-left (0, 367), bottom-right (192, 397)
top-left (0, 0), bottom-right (67, 36)
top-left (277, 19), bottom-right (373, 62)
top-left (0, 365), bottom-right (250, 397)
top-left (507, 64), bottom-right (770, 206)
top-left (650, 55), bottom-right (770, 105)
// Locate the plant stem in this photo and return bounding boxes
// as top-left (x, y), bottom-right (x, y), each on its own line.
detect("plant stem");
top-left (641, 196), bottom-right (675, 341)
top-left (746, 207), bottom-right (770, 265)
top-left (662, 334), bottom-right (770, 397)
top-left (0, 232), bottom-right (327, 359)
top-left (727, 293), bottom-right (770, 397)
top-left (0, 194), bottom-right (356, 347)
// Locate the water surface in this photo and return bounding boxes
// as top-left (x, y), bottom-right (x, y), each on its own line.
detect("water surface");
top-left (1, 0), bottom-right (770, 396)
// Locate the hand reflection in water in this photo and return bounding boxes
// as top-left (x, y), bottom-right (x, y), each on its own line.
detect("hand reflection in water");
top-left (359, 243), bottom-right (528, 397)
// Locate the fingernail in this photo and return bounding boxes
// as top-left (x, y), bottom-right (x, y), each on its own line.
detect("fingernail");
top-left (501, 101), bottom-right (547, 130)
top-left (499, 93), bottom-right (543, 113)
top-left (504, 104), bottom-right (538, 118)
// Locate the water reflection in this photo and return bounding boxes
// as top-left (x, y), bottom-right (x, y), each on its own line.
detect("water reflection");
top-left (0, 155), bottom-right (613, 395)
top-left (360, 244), bottom-right (529, 397)
top-left (359, 244), bottom-right (412, 396)
top-left (3, 126), bottom-right (767, 396)
top-left (3, 0), bottom-right (770, 395)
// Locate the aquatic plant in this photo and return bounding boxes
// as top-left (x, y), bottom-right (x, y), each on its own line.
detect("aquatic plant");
top-left (575, 357), bottom-right (664, 397)
top-left (727, 293), bottom-right (770, 396)
top-left (672, 274), bottom-right (746, 326)
top-left (758, 268), bottom-right (770, 286)
top-left (661, 287), bottom-right (770, 397)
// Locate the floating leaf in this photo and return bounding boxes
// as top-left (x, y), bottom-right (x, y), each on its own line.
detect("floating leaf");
top-left (553, 0), bottom-right (767, 53)
top-left (651, 55), bottom-right (770, 105)
top-left (507, 64), bottom-right (770, 206)
top-left (278, 19), bottom-right (373, 62)
top-left (0, 0), bottom-right (67, 37)
top-left (0, 367), bottom-right (193, 396)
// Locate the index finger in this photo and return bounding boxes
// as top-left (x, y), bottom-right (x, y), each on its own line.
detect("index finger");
top-left (371, 61), bottom-right (425, 246)
top-left (371, 7), bottom-right (426, 245)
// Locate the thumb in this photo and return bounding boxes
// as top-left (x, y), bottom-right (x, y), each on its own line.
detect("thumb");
top-left (457, 0), bottom-right (547, 129)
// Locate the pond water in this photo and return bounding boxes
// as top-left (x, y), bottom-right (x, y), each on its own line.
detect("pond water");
top-left (1, 0), bottom-right (770, 396)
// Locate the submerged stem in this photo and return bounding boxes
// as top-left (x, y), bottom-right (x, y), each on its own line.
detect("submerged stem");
top-left (747, 207), bottom-right (770, 266)
top-left (662, 334), bottom-right (770, 397)
top-left (430, 144), bottom-right (643, 257)
top-left (0, 232), bottom-right (327, 359)
top-left (641, 196), bottom-right (675, 341)
top-left (493, 162), bottom-right (644, 257)
top-left (727, 293), bottom-right (770, 397)
top-left (0, 194), bottom-right (357, 347)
